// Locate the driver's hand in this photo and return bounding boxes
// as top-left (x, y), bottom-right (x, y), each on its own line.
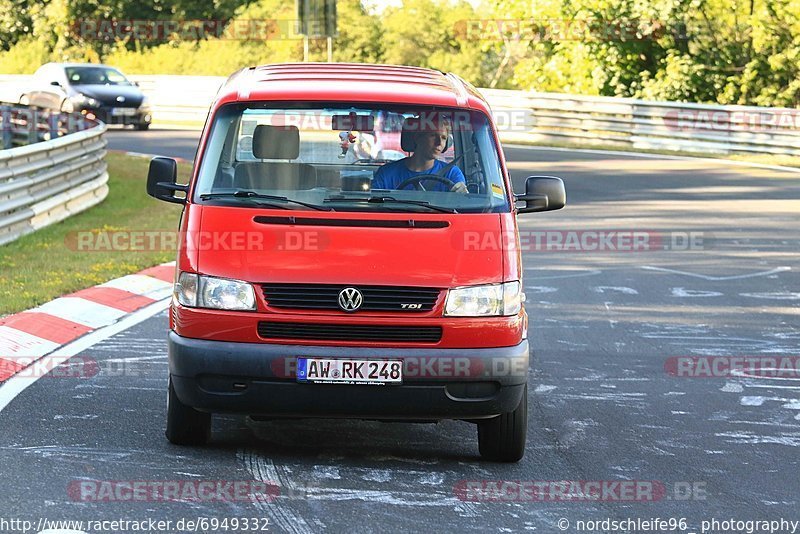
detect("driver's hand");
top-left (450, 182), bottom-right (468, 194)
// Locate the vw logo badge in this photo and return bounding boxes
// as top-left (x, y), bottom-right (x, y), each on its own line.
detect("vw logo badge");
top-left (338, 287), bottom-right (363, 312)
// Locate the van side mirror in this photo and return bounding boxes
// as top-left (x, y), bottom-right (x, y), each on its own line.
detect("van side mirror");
top-left (515, 176), bottom-right (566, 214)
top-left (147, 157), bottom-right (188, 204)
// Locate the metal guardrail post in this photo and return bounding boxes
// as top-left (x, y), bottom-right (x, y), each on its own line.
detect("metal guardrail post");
top-left (48, 112), bottom-right (60, 140)
top-left (23, 108), bottom-right (38, 145)
top-left (0, 105), bottom-right (11, 149)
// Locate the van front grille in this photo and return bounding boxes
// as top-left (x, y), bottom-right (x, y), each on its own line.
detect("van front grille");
top-left (257, 322), bottom-right (442, 343)
top-left (261, 284), bottom-right (440, 312)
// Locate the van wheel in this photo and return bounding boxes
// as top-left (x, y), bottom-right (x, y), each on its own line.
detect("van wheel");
top-left (477, 384), bottom-right (527, 462)
top-left (165, 376), bottom-right (211, 445)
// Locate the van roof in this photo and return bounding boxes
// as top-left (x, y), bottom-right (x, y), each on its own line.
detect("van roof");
top-left (215, 63), bottom-right (491, 112)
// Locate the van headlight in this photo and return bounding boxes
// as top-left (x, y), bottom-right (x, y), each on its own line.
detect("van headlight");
top-left (444, 281), bottom-right (523, 317)
top-left (174, 272), bottom-right (256, 311)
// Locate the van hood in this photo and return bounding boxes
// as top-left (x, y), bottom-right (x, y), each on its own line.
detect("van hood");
top-left (194, 206), bottom-right (504, 288)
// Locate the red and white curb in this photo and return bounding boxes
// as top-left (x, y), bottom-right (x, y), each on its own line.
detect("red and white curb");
top-left (0, 262), bottom-right (174, 384)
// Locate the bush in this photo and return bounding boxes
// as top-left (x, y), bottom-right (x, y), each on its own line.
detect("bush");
top-left (0, 38), bottom-right (50, 74)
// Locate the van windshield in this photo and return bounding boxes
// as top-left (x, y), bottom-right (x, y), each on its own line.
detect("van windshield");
top-left (193, 104), bottom-right (510, 213)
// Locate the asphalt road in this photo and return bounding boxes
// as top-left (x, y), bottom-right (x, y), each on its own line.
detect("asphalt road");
top-left (1, 129), bottom-right (798, 533)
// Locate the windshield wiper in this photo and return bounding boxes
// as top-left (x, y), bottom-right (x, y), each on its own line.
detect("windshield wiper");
top-left (323, 195), bottom-right (457, 213)
top-left (200, 191), bottom-right (332, 211)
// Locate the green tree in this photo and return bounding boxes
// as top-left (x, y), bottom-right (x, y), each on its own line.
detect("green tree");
top-left (381, 0), bottom-right (493, 85)
top-left (331, 0), bottom-right (383, 63)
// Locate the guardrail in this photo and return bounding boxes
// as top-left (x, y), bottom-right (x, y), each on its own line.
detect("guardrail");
top-left (2, 73), bottom-right (799, 156)
top-left (130, 76), bottom-right (800, 156)
top-left (0, 105), bottom-right (108, 246)
top-left (481, 89), bottom-right (800, 156)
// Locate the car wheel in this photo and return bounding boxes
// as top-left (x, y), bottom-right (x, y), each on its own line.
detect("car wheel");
top-left (135, 122), bottom-right (150, 131)
top-left (477, 383), bottom-right (527, 462)
top-left (165, 376), bottom-right (211, 445)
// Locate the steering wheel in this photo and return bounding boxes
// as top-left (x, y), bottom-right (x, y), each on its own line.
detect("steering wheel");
top-left (395, 174), bottom-right (457, 191)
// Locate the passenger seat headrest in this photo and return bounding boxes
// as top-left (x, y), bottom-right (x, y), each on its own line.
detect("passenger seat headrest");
top-left (253, 124), bottom-right (300, 159)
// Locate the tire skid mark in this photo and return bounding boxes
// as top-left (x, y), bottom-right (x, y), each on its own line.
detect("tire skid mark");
top-left (236, 447), bottom-right (513, 522)
top-left (237, 449), bottom-right (316, 534)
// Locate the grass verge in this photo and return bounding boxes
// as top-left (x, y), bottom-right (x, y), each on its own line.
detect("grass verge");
top-left (502, 138), bottom-right (800, 170)
top-left (0, 152), bottom-right (186, 316)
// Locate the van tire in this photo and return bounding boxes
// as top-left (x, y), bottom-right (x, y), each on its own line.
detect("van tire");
top-left (477, 384), bottom-right (527, 462)
top-left (165, 376), bottom-right (211, 445)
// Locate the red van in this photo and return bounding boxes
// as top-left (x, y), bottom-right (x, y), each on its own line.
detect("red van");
top-left (147, 63), bottom-right (565, 462)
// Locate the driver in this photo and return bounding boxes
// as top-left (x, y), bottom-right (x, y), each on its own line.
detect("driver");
top-left (372, 115), bottom-right (467, 193)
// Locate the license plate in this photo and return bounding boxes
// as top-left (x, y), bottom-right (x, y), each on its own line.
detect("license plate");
top-left (297, 358), bottom-right (402, 385)
top-left (111, 107), bottom-right (136, 116)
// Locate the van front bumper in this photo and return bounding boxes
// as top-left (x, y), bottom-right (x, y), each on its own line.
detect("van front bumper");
top-left (168, 332), bottom-right (529, 420)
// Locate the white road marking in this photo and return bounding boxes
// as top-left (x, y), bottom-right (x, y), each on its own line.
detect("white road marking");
top-left (715, 432), bottom-right (800, 447)
top-left (603, 302), bottom-right (616, 329)
top-left (593, 286), bottom-right (638, 295)
top-left (721, 382), bottom-right (744, 393)
top-left (670, 287), bottom-right (723, 298)
top-left (739, 292), bottom-right (800, 300)
top-left (642, 265), bottom-right (790, 281)
top-left (103, 355), bottom-right (167, 364)
top-left (739, 383), bottom-right (800, 389)
top-left (32, 298), bottom-right (127, 329)
top-left (0, 299), bottom-right (169, 414)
